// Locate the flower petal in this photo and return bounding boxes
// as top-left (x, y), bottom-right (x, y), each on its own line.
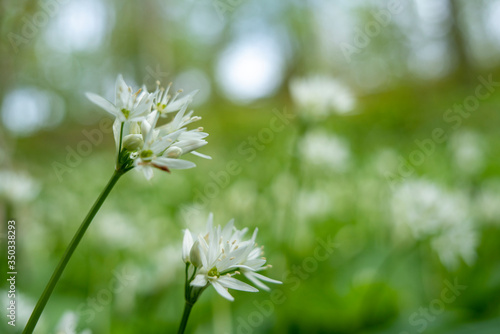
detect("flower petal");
top-left (182, 229), bottom-right (193, 263)
top-left (154, 157), bottom-right (196, 170)
top-left (217, 276), bottom-right (258, 292)
top-left (190, 151), bottom-right (212, 159)
top-left (115, 74), bottom-right (130, 108)
top-left (191, 274), bottom-right (208, 287)
top-left (211, 281), bottom-right (234, 301)
top-left (86, 92), bottom-right (118, 117)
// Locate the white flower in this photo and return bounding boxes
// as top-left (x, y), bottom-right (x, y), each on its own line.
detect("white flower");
top-left (449, 130), bottom-right (486, 176)
top-left (133, 111), bottom-right (206, 180)
top-left (0, 170), bottom-right (41, 203)
top-left (391, 180), bottom-right (468, 239)
top-left (183, 213), bottom-right (281, 301)
top-left (238, 243), bottom-right (282, 291)
top-left (87, 75), bottom-right (210, 178)
top-left (182, 229), bottom-right (194, 264)
top-left (86, 74), bottom-right (153, 123)
top-left (299, 130), bottom-right (351, 172)
top-left (390, 179), bottom-right (479, 270)
top-left (153, 82), bottom-right (199, 116)
top-left (474, 179), bottom-right (500, 225)
top-left (55, 311), bottom-right (92, 334)
top-left (289, 75), bottom-right (356, 119)
top-left (430, 220), bottom-right (478, 270)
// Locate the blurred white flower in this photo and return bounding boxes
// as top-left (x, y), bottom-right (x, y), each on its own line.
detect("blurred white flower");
top-left (95, 212), bottom-right (140, 248)
top-left (391, 179), bottom-right (478, 270)
top-left (296, 188), bottom-right (332, 221)
top-left (299, 130), bottom-right (351, 172)
top-left (474, 179), bottom-right (500, 225)
top-left (182, 213), bottom-right (281, 301)
top-left (289, 75), bottom-right (356, 119)
top-left (449, 130), bottom-right (486, 175)
top-left (430, 220), bottom-right (478, 270)
top-left (370, 148), bottom-right (399, 176)
top-left (0, 170), bottom-right (41, 203)
top-left (55, 311), bottom-right (91, 334)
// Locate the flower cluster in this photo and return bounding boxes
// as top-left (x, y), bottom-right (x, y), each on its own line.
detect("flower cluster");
top-left (182, 213), bottom-right (281, 302)
top-left (289, 75), bottom-right (356, 120)
top-left (86, 74), bottom-right (210, 179)
top-left (390, 179), bottom-right (478, 270)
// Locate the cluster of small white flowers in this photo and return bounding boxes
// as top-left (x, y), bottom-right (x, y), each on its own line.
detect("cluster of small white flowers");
top-left (182, 213), bottom-right (281, 301)
top-left (390, 179), bottom-right (479, 270)
top-left (289, 75), bottom-right (356, 119)
top-left (54, 311), bottom-right (91, 334)
top-left (448, 130), bottom-right (486, 176)
top-left (299, 130), bottom-right (351, 172)
top-left (474, 179), bottom-right (500, 225)
top-left (0, 170), bottom-right (41, 203)
top-left (86, 74), bottom-right (210, 179)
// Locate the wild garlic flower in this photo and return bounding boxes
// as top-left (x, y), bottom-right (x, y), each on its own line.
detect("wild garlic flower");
top-left (86, 75), bottom-right (153, 123)
top-left (182, 213), bottom-right (281, 302)
top-left (299, 130), bottom-right (351, 172)
top-left (289, 75), bottom-right (356, 119)
top-left (390, 179), bottom-right (479, 270)
top-left (86, 74), bottom-right (209, 178)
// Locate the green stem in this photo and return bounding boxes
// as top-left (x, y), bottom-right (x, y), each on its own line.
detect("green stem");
top-left (177, 301), bottom-right (194, 334)
top-left (116, 122), bottom-right (124, 168)
top-left (23, 170), bottom-right (124, 334)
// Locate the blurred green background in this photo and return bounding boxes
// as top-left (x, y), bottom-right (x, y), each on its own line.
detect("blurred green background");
top-left (1, 0), bottom-right (500, 333)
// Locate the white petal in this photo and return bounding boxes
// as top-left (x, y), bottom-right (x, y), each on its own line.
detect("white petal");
top-left (217, 276), bottom-right (258, 292)
top-left (115, 74), bottom-right (130, 108)
top-left (112, 119), bottom-right (122, 151)
top-left (211, 281), bottom-right (234, 301)
top-left (182, 229), bottom-right (193, 263)
top-left (154, 157), bottom-right (196, 170)
top-left (140, 166), bottom-right (154, 180)
top-left (244, 272), bottom-right (270, 291)
top-left (191, 151), bottom-right (212, 159)
top-left (244, 272), bottom-right (281, 292)
top-left (249, 272), bottom-right (282, 285)
top-left (86, 92), bottom-right (119, 117)
top-left (166, 90), bottom-right (198, 113)
top-left (191, 274), bottom-right (208, 287)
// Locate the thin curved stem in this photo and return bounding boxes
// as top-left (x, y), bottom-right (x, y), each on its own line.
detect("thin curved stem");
top-left (177, 301), bottom-right (194, 334)
top-left (23, 170), bottom-right (124, 334)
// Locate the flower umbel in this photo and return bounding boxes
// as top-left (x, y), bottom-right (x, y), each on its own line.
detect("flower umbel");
top-left (178, 213), bottom-right (281, 333)
top-left (86, 75), bottom-right (210, 178)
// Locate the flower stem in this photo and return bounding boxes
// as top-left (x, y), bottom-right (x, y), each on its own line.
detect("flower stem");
top-left (116, 122), bottom-right (124, 168)
top-left (23, 170), bottom-right (124, 334)
top-left (177, 301), bottom-right (194, 334)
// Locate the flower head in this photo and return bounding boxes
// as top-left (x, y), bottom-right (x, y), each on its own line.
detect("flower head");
top-left (86, 75), bottom-right (210, 178)
top-left (182, 213), bottom-right (281, 302)
top-left (289, 75), bottom-right (356, 120)
top-left (390, 179), bottom-right (479, 270)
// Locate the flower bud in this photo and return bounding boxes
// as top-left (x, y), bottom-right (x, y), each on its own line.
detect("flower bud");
top-left (129, 122), bottom-right (141, 134)
top-left (123, 134), bottom-right (144, 151)
top-left (189, 240), bottom-right (203, 268)
top-left (164, 146), bottom-right (183, 158)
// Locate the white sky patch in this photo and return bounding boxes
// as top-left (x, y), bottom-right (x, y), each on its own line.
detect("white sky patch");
top-left (43, 0), bottom-right (109, 53)
top-left (1, 87), bottom-right (65, 137)
top-left (486, 0), bottom-right (500, 44)
top-left (216, 35), bottom-right (285, 103)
